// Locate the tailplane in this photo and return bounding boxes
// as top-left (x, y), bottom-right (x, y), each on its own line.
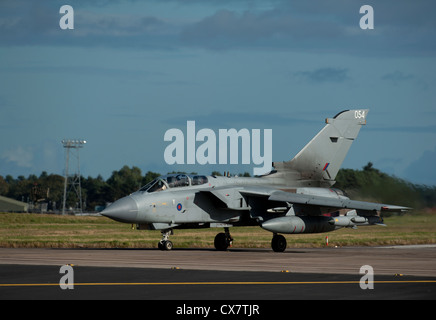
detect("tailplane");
top-left (272, 109), bottom-right (368, 186)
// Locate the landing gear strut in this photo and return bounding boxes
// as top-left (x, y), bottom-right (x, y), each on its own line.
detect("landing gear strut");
top-left (271, 234), bottom-right (287, 252)
top-left (214, 227), bottom-right (233, 251)
top-left (158, 229), bottom-right (173, 251)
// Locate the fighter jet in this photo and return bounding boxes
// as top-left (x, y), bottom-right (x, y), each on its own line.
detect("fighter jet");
top-left (101, 109), bottom-right (409, 252)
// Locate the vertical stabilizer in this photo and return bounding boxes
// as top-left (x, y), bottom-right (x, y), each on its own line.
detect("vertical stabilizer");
top-left (273, 109), bottom-right (368, 185)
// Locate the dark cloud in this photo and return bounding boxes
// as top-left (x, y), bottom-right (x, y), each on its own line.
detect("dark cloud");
top-left (1, 0), bottom-right (435, 55)
top-left (179, 8), bottom-right (347, 50)
top-left (179, 1), bottom-right (436, 56)
top-left (294, 67), bottom-right (349, 83)
top-left (0, 0), bottom-right (177, 49)
top-left (381, 71), bottom-right (414, 85)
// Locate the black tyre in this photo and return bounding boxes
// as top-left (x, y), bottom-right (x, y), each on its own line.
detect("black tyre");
top-left (271, 235), bottom-right (287, 252)
top-left (158, 241), bottom-right (164, 250)
top-left (214, 233), bottom-right (229, 251)
top-left (158, 240), bottom-right (173, 251)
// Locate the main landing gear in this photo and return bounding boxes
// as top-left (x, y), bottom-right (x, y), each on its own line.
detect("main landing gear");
top-left (158, 229), bottom-right (173, 251)
top-left (157, 228), bottom-right (286, 252)
top-left (271, 233), bottom-right (287, 252)
top-left (214, 227), bottom-right (233, 251)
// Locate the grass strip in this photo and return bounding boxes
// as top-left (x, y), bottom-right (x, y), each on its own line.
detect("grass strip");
top-left (0, 212), bottom-right (435, 249)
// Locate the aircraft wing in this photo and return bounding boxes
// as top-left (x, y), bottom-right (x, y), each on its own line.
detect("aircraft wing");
top-left (240, 188), bottom-right (411, 213)
top-left (199, 186), bottom-right (248, 210)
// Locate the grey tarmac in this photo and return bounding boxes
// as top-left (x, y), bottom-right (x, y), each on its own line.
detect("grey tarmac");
top-left (1, 245), bottom-right (435, 301)
top-left (0, 245), bottom-right (435, 276)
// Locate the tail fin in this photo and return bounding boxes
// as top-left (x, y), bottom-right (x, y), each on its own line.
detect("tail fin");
top-left (272, 109), bottom-right (368, 186)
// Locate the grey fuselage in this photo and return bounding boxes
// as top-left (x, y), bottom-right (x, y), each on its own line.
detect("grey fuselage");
top-left (109, 175), bottom-right (275, 227)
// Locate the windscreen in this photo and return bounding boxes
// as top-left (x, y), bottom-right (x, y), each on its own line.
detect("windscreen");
top-left (138, 174), bottom-right (208, 193)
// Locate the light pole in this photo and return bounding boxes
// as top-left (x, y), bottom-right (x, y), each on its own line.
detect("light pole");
top-left (61, 139), bottom-right (86, 214)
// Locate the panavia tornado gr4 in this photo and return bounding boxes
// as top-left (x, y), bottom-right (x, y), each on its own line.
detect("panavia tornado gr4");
top-left (101, 109), bottom-right (409, 252)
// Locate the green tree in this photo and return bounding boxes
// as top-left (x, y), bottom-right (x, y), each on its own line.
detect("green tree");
top-left (82, 175), bottom-right (109, 210)
top-left (0, 176), bottom-right (9, 195)
top-left (106, 165), bottom-right (143, 201)
top-left (142, 171), bottom-right (160, 186)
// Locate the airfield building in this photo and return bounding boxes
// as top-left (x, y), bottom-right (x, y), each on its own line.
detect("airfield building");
top-left (0, 195), bottom-right (28, 212)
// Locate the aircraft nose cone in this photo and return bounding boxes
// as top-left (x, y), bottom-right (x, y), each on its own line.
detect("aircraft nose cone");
top-left (101, 196), bottom-right (138, 223)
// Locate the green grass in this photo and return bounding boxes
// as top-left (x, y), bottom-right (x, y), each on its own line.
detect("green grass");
top-left (0, 212), bottom-right (435, 249)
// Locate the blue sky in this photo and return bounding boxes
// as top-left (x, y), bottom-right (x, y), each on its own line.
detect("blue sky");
top-left (1, 0), bottom-right (435, 185)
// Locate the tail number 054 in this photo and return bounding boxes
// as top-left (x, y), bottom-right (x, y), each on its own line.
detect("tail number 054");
top-left (355, 110), bottom-right (366, 119)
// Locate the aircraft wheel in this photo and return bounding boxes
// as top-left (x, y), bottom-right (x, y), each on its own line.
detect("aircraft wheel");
top-left (214, 233), bottom-right (229, 251)
top-left (164, 240), bottom-right (173, 251)
top-left (158, 240), bottom-right (173, 251)
top-left (271, 234), bottom-right (287, 252)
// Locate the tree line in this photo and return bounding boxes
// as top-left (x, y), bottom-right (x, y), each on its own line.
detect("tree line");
top-left (334, 162), bottom-right (436, 209)
top-left (0, 163), bottom-right (435, 212)
top-left (0, 166), bottom-right (160, 211)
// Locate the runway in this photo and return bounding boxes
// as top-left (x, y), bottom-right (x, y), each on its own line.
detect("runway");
top-left (0, 245), bottom-right (435, 276)
top-left (0, 246), bottom-right (435, 300)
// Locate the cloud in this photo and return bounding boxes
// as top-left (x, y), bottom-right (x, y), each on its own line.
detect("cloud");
top-left (179, 8), bottom-right (345, 50)
top-left (1, 0), bottom-right (435, 56)
top-left (1, 146), bottom-right (34, 168)
top-left (0, 141), bottom-right (63, 178)
top-left (165, 110), bottom-right (319, 128)
top-left (179, 1), bottom-right (436, 55)
top-left (381, 71), bottom-right (414, 85)
top-left (0, 65), bottom-right (165, 78)
top-left (0, 1), bottom-right (178, 49)
top-left (294, 67), bottom-right (350, 83)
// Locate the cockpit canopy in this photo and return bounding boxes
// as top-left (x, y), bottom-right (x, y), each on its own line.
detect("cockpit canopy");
top-left (138, 174), bottom-right (209, 193)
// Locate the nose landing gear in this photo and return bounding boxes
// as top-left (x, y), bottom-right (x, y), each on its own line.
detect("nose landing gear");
top-left (158, 229), bottom-right (174, 251)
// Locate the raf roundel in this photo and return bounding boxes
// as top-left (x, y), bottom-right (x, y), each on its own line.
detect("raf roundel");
top-left (177, 203), bottom-right (182, 211)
